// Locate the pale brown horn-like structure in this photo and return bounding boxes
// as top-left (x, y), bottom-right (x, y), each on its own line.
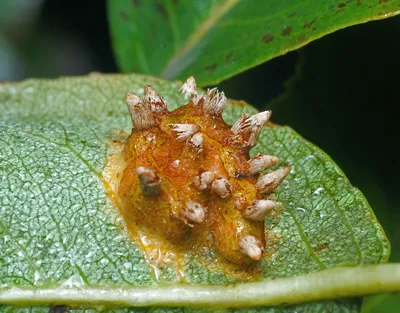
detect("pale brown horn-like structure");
top-left (184, 201), bottom-right (206, 224)
top-left (242, 200), bottom-right (276, 221)
top-left (211, 178), bottom-right (232, 198)
top-left (194, 171), bottom-right (215, 191)
top-left (239, 235), bottom-right (263, 261)
top-left (144, 85), bottom-right (167, 113)
top-left (169, 123), bottom-right (200, 141)
top-left (179, 76), bottom-right (198, 103)
top-left (203, 88), bottom-right (227, 116)
top-left (231, 112), bottom-right (250, 133)
top-left (188, 132), bottom-right (204, 153)
top-left (231, 111), bottom-right (272, 147)
top-left (126, 93), bottom-right (155, 130)
top-left (136, 166), bottom-right (162, 196)
top-left (257, 167), bottom-right (291, 194)
top-left (247, 153), bottom-right (280, 175)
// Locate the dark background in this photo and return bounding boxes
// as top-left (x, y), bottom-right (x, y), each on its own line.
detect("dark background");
top-left (1, 0), bottom-right (399, 307)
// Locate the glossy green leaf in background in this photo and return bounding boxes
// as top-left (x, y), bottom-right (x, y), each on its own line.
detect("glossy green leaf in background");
top-left (0, 74), bottom-right (396, 312)
top-left (108, 0), bottom-right (400, 86)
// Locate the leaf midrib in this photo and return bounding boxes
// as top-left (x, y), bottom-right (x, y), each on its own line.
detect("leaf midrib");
top-left (1, 264), bottom-right (400, 308)
top-left (161, 0), bottom-right (240, 79)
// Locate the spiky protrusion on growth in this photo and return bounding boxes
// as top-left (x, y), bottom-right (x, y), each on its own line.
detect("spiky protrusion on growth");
top-left (136, 166), bottom-right (162, 196)
top-left (239, 235), bottom-right (264, 261)
top-left (184, 201), bottom-right (206, 224)
top-left (118, 76), bottom-right (290, 265)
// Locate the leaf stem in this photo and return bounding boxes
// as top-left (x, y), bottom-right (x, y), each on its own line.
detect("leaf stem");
top-left (1, 264), bottom-right (400, 309)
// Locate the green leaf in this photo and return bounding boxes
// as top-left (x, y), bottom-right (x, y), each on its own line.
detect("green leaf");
top-left (108, 0), bottom-right (400, 86)
top-left (362, 293), bottom-right (400, 313)
top-left (0, 73), bottom-right (394, 313)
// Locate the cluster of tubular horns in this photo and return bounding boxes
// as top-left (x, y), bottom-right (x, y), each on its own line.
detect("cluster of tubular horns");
top-left (125, 77), bottom-right (290, 262)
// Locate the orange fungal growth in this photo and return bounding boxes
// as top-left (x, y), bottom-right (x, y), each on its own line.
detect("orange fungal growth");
top-left (117, 77), bottom-right (290, 265)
